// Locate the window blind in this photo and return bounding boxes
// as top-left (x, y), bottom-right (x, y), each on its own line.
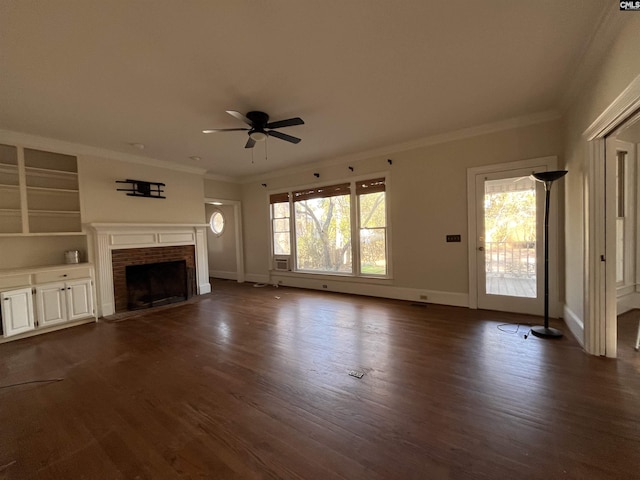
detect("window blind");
top-left (269, 192), bottom-right (290, 204)
top-left (356, 178), bottom-right (385, 195)
top-left (293, 183), bottom-right (350, 202)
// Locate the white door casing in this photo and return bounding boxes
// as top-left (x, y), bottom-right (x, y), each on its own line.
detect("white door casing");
top-left (583, 73), bottom-right (640, 357)
top-left (468, 156), bottom-right (560, 316)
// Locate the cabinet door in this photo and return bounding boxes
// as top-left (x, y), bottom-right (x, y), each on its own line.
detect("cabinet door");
top-left (35, 283), bottom-right (67, 327)
top-left (1, 288), bottom-right (35, 337)
top-left (66, 278), bottom-right (94, 321)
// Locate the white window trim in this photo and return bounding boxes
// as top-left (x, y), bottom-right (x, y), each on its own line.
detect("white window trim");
top-left (268, 171), bottom-right (392, 279)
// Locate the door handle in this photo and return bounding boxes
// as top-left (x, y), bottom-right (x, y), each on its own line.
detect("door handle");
top-left (478, 246), bottom-right (484, 251)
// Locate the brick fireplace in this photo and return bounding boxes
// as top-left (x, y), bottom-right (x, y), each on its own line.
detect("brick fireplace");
top-left (89, 223), bottom-right (210, 317)
top-left (112, 245), bottom-right (196, 312)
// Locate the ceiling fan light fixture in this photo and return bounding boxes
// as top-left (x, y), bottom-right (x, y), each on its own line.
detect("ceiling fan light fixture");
top-left (249, 131), bottom-right (268, 142)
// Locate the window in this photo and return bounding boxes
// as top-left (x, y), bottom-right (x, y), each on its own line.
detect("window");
top-left (357, 178), bottom-right (387, 275)
top-left (294, 183), bottom-right (352, 273)
top-left (269, 177), bottom-right (388, 277)
top-left (209, 210), bottom-right (225, 235)
top-left (270, 192), bottom-right (291, 255)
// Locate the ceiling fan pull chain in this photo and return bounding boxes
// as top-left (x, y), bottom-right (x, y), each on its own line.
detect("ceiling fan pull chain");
top-left (251, 146), bottom-right (255, 164)
top-left (265, 137), bottom-right (268, 162)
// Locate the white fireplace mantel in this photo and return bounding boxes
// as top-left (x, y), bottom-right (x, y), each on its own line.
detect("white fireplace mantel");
top-left (87, 223), bottom-right (211, 317)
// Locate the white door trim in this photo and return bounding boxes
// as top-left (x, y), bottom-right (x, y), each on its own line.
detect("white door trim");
top-left (582, 74), bottom-right (640, 357)
top-left (467, 156), bottom-right (558, 310)
top-left (205, 198), bottom-right (245, 283)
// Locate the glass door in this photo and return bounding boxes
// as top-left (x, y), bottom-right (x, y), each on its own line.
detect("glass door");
top-left (476, 169), bottom-right (544, 314)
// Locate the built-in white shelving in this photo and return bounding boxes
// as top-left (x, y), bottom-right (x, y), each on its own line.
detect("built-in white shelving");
top-left (0, 144), bottom-right (83, 235)
top-left (0, 145), bottom-right (21, 233)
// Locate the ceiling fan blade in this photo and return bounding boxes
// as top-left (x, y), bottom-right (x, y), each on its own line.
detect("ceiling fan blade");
top-left (267, 130), bottom-right (302, 144)
top-left (245, 137), bottom-right (256, 149)
top-left (226, 110), bottom-right (253, 126)
top-left (266, 117), bottom-right (304, 129)
top-left (202, 128), bottom-right (249, 133)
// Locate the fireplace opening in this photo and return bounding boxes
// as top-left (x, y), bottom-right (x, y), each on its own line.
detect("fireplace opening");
top-left (126, 260), bottom-right (189, 310)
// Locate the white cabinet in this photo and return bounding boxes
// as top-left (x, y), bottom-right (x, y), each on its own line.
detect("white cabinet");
top-left (35, 283), bottom-right (67, 327)
top-left (1, 287), bottom-right (35, 337)
top-left (65, 279), bottom-right (93, 321)
top-left (0, 264), bottom-right (96, 341)
top-left (35, 278), bottom-right (94, 326)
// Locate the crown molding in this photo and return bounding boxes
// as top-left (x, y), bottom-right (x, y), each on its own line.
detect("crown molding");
top-left (238, 110), bottom-right (561, 184)
top-left (0, 129), bottom-right (207, 175)
top-left (583, 73), bottom-right (640, 140)
top-left (560, 8), bottom-right (630, 112)
top-left (203, 172), bottom-right (239, 183)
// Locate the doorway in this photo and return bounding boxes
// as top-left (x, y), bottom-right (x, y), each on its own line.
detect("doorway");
top-left (606, 110), bottom-right (640, 358)
top-left (467, 156), bottom-right (560, 315)
top-left (204, 198), bottom-right (244, 284)
top-left (583, 75), bottom-right (640, 358)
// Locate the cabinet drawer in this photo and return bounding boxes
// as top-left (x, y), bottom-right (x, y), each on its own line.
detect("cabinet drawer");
top-left (0, 274), bottom-right (31, 290)
top-left (34, 267), bottom-right (91, 284)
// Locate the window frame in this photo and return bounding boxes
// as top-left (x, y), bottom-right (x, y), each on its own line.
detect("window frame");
top-left (270, 193), bottom-right (292, 257)
top-left (268, 172), bottom-right (391, 279)
top-left (209, 209), bottom-right (225, 236)
top-left (356, 178), bottom-right (388, 277)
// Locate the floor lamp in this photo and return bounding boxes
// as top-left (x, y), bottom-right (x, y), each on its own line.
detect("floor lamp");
top-left (531, 170), bottom-right (567, 339)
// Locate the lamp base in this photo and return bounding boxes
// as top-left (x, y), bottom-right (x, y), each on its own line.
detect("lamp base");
top-left (530, 326), bottom-right (563, 338)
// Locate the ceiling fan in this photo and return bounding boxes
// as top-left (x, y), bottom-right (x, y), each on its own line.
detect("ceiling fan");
top-left (203, 110), bottom-right (304, 148)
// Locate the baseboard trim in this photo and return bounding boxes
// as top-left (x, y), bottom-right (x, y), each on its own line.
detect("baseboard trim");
top-left (245, 274), bottom-right (271, 284)
top-left (616, 291), bottom-right (640, 315)
top-left (270, 274), bottom-right (469, 307)
top-left (198, 282), bottom-right (212, 295)
top-left (209, 270), bottom-right (238, 281)
top-left (563, 304), bottom-right (584, 348)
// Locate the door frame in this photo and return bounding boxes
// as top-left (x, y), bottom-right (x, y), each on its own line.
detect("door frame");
top-left (205, 197), bottom-right (245, 283)
top-left (467, 156), bottom-right (559, 314)
top-left (583, 73), bottom-right (640, 357)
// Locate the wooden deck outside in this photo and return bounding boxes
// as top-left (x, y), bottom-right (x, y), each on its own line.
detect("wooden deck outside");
top-left (486, 274), bottom-right (536, 298)
top-left (0, 280), bottom-right (638, 479)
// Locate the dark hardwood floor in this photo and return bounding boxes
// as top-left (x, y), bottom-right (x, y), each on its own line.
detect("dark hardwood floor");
top-left (1, 280), bottom-right (639, 479)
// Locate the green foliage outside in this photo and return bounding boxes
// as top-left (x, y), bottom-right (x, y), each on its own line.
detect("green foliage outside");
top-left (296, 195), bottom-right (352, 272)
top-left (484, 190), bottom-right (536, 245)
top-left (294, 191), bottom-right (387, 274)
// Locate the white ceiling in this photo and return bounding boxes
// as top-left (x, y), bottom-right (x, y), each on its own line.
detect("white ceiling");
top-left (0, 1), bottom-right (608, 180)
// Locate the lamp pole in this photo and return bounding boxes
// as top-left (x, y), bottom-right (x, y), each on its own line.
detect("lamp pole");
top-left (531, 170), bottom-right (567, 339)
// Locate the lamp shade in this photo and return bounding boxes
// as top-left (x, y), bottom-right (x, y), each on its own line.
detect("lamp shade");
top-left (532, 170), bottom-right (568, 183)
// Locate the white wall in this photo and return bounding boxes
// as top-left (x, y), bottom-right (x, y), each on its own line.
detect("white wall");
top-left (79, 155), bottom-right (205, 224)
top-left (205, 203), bottom-right (237, 278)
top-left (204, 177), bottom-right (241, 201)
top-left (240, 119), bottom-right (563, 302)
top-left (563, 15), bottom-right (640, 340)
top-left (0, 235), bottom-right (89, 270)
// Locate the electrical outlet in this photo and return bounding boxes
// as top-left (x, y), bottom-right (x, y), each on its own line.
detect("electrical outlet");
top-left (419, 294), bottom-right (428, 300)
top-left (322, 284), bottom-right (328, 289)
top-left (446, 234), bottom-right (462, 242)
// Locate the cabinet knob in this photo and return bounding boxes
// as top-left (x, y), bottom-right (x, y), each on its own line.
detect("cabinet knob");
top-left (61, 288), bottom-right (65, 291)
top-left (63, 274), bottom-right (67, 277)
